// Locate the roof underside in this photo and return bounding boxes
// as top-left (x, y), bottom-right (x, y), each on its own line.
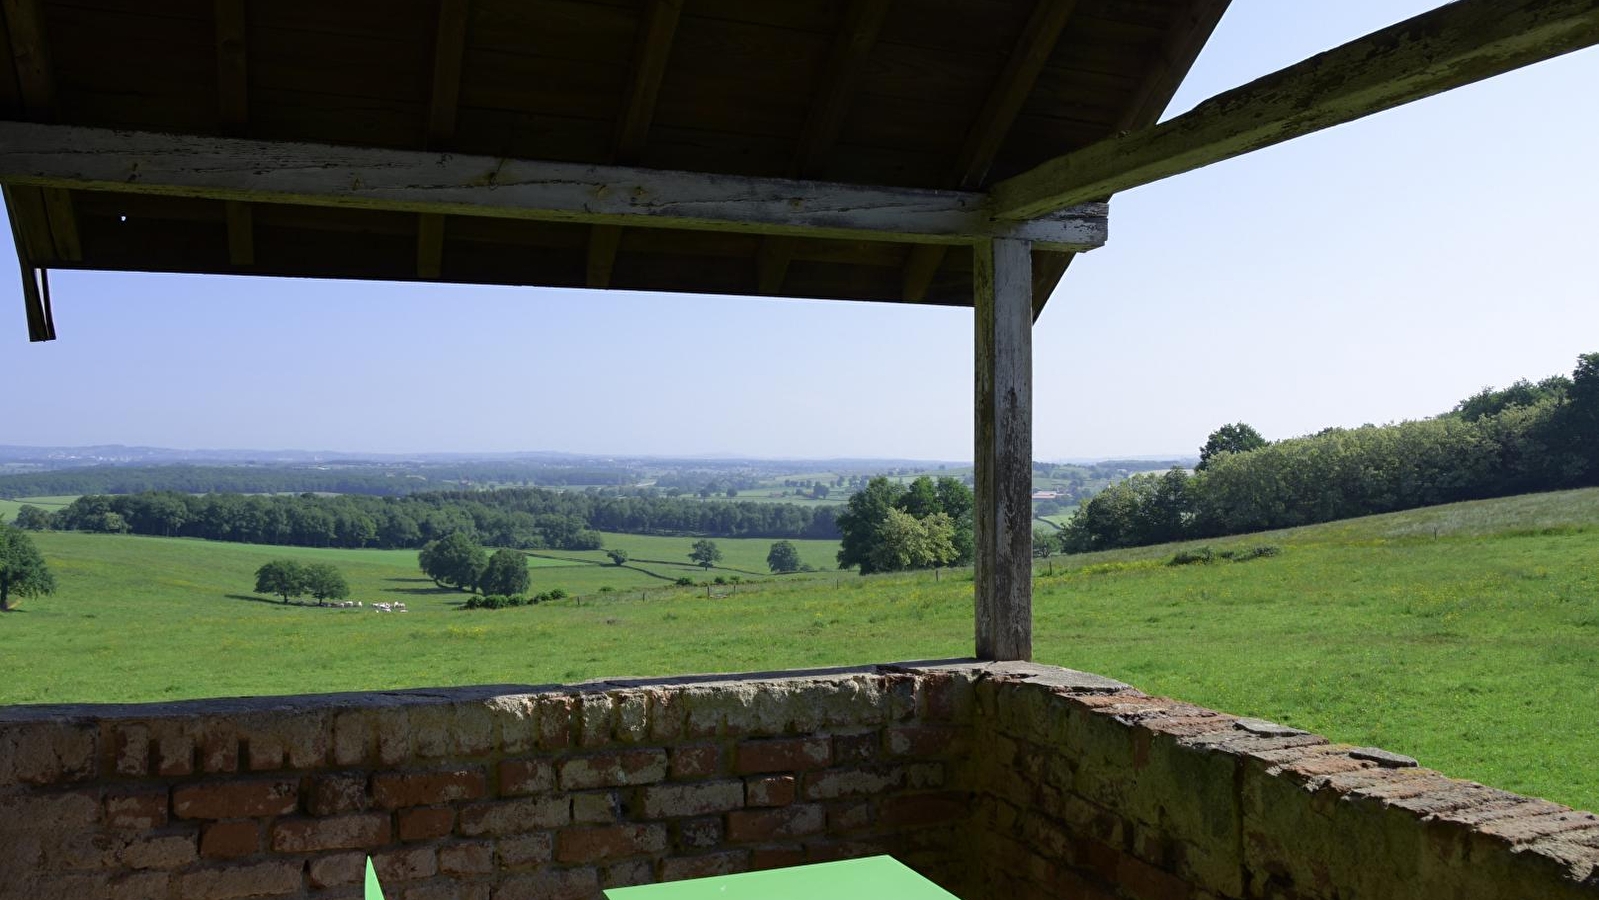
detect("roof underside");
top-left (0, 0), bottom-right (1225, 308)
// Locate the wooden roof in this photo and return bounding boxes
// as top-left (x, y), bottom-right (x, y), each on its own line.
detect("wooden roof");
top-left (0, 0), bottom-right (1227, 309)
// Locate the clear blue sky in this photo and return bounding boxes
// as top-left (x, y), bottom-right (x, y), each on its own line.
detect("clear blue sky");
top-left (3, 2), bottom-right (1596, 461)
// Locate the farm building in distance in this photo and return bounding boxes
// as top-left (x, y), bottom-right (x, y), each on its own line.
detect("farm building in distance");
top-left (2, 1), bottom-right (1598, 898)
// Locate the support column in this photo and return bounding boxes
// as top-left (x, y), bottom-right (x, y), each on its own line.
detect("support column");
top-left (974, 237), bottom-right (1033, 660)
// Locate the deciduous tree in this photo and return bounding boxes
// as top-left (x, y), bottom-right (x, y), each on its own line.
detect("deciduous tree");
top-left (689, 539), bottom-right (722, 570)
top-left (1197, 423), bottom-right (1267, 471)
top-left (419, 533), bottom-right (487, 592)
top-left (301, 562), bottom-right (349, 604)
top-left (0, 521), bottom-right (55, 612)
top-left (478, 549), bottom-right (531, 597)
top-left (766, 540), bottom-right (801, 573)
top-left (254, 559), bottom-right (308, 603)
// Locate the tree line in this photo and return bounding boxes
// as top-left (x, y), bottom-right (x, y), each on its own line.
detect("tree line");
top-left (16, 486), bottom-right (840, 550)
top-left (1060, 353), bottom-right (1599, 552)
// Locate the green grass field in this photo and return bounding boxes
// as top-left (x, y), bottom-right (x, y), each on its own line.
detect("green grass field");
top-left (4, 489), bottom-right (1598, 812)
top-left (0, 495), bottom-right (76, 521)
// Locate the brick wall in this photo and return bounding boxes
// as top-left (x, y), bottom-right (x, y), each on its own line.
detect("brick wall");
top-left (2, 662), bottom-right (1595, 900)
top-left (0, 668), bottom-right (970, 900)
top-left (960, 661), bottom-right (1599, 900)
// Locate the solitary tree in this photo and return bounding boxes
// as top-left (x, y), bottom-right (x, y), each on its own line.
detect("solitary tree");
top-left (766, 540), bottom-right (802, 574)
top-left (688, 539), bottom-right (722, 570)
top-left (478, 549), bottom-right (531, 597)
top-left (419, 533), bottom-right (487, 592)
top-left (301, 562), bottom-right (349, 604)
top-left (1197, 423), bottom-right (1267, 470)
top-left (254, 559), bottom-right (308, 603)
top-left (0, 521), bottom-right (56, 612)
top-left (605, 548), bottom-right (629, 567)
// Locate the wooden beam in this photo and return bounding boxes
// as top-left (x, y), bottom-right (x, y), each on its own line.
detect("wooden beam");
top-left (757, 0), bottom-right (892, 295)
top-left (902, 0), bottom-right (1075, 302)
top-left (0, 123), bottom-right (1108, 250)
top-left (1031, 0), bottom-right (1230, 320)
top-left (214, 0), bottom-right (253, 266)
top-left (994, 0), bottom-right (1599, 220)
top-left (973, 237), bottom-right (1033, 661)
top-left (588, 0), bottom-right (684, 289)
top-left (2, 0), bottom-right (80, 263)
top-left (418, 0), bottom-right (470, 280)
top-left (3, 184), bottom-right (53, 340)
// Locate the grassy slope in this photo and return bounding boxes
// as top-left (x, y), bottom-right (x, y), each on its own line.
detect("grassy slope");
top-left (4, 489), bottom-right (1597, 811)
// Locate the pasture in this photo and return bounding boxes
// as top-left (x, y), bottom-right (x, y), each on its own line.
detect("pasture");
top-left (3, 488), bottom-right (1597, 812)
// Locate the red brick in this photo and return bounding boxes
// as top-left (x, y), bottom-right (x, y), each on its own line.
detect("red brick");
top-left (398, 806), bottom-right (455, 842)
top-left (670, 743), bottom-right (721, 779)
top-left (878, 792), bottom-right (968, 828)
top-left (173, 780), bottom-right (297, 819)
top-left (601, 859), bottom-right (653, 889)
top-left (751, 845), bottom-right (806, 870)
top-left (499, 758), bottom-right (554, 796)
top-left (373, 768), bottom-right (487, 808)
top-left (537, 696), bottom-right (575, 750)
top-left (726, 804), bottom-right (826, 842)
top-left (675, 817), bottom-right (722, 849)
top-left (498, 869), bottom-right (599, 900)
top-left (558, 749), bottom-right (667, 790)
top-left (272, 813), bottom-right (391, 852)
top-left (438, 841), bottom-right (494, 876)
top-left (196, 726), bottom-right (240, 774)
top-left (639, 780), bottom-right (745, 818)
top-left (1074, 837), bottom-right (1121, 883)
top-left (885, 725), bottom-right (961, 758)
top-left (920, 673), bottom-right (958, 720)
top-left (120, 834), bottom-right (198, 870)
top-left (497, 833), bottom-right (553, 868)
top-left (307, 773), bottom-right (370, 816)
top-left (1117, 852), bottom-right (1192, 900)
top-left (572, 792), bottom-right (617, 824)
top-left (832, 731), bottom-right (879, 764)
top-left (660, 851), bottom-right (748, 882)
top-left (736, 737), bottom-right (831, 774)
top-left (556, 824), bottom-right (668, 863)
top-left (112, 725), bottom-right (150, 777)
top-left (106, 791), bottom-right (168, 829)
top-left (458, 797), bottom-right (569, 836)
top-left (109, 871), bottom-right (169, 900)
top-left (178, 860), bottom-right (301, 900)
top-left (828, 800), bottom-right (873, 831)
top-left (309, 852), bottom-right (367, 888)
top-left (200, 821), bottom-right (260, 859)
top-left (245, 735), bottom-right (285, 772)
top-left (746, 775), bottom-right (795, 807)
top-left (154, 727), bottom-right (195, 778)
top-left (374, 846), bottom-right (438, 883)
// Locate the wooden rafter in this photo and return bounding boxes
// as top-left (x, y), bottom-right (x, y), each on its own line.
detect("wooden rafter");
top-left (994, 0), bottom-right (1599, 220)
top-left (2, 0), bottom-right (79, 265)
top-left (901, 0), bottom-right (1075, 303)
top-left (757, 0), bottom-right (893, 295)
top-left (0, 122), bottom-right (1109, 251)
top-left (214, 0), bottom-right (253, 266)
top-left (587, 0), bottom-right (684, 289)
top-left (417, 0), bottom-right (470, 280)
top-left (1031, 0), bottom-right (1231, 319)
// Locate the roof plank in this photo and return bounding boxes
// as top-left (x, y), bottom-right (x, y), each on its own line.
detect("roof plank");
top-left (994, 0), bottom-right (1599, 220)
top-left (589, 0), bottom-right (684, 289)
top-left (758, 0), bottom-right (892, 295)
top-left (418, 0), bottom-right (470, 279)
top-left (901, 0), bottom-right (1076, 302)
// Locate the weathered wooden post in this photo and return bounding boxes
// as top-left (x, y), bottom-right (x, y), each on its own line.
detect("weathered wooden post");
top-left (973, 237), bottom-right (1033, 661)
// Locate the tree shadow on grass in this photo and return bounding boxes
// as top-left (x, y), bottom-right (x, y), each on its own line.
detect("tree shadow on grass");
top-left (390, 586), bottom-right (461, 596)
top-left (386, 577), bottom-right (433, 584)
top-left (226, 593), bottom-right (298, 606)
